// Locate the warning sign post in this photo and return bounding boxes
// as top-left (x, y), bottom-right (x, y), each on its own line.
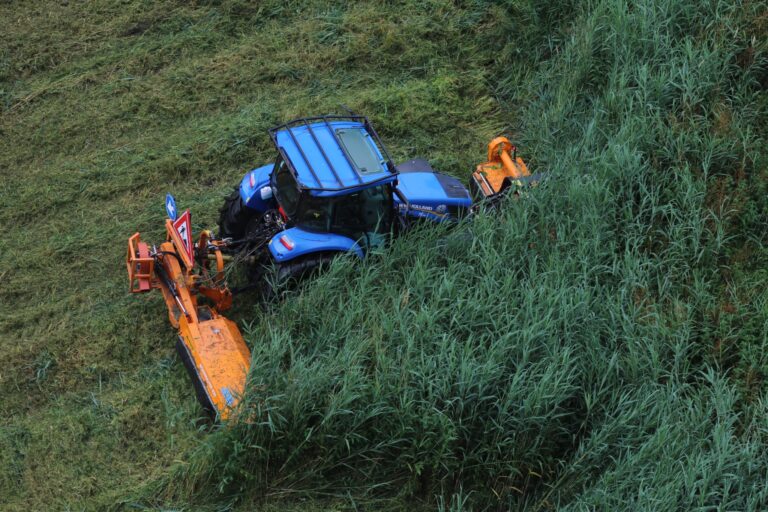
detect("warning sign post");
top-left (170, 209), bottom-right (194, 268)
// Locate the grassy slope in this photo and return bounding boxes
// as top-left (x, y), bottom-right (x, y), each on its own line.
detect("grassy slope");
top-left (0, 1), bottom-right (512, 509)
top-left (1, 0), bottom-right (766, 511)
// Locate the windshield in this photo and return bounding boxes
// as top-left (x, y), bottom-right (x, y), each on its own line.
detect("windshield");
top-left (297, 194), bottom-right (333, 231)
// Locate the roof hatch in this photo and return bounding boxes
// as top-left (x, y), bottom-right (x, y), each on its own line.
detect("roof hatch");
top-left (335, 127), bottom-right (383, 175)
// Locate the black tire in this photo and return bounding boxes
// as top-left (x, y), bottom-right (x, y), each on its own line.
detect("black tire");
top-left (261, 252), bottom-right (337, 302)
top-left (218, 187), bottom-right (257, 239)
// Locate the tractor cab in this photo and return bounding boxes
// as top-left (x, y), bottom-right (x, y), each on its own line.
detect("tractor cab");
top-left (264, 116), bottom-right (400, 256)
top-left (271, 156), bottom-right (395, 251)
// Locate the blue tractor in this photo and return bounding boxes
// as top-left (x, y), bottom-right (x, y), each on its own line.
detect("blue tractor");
top-left (217, 115), bottom-right (474, 288)
top-left (126, 114), bottom-right (537, 417)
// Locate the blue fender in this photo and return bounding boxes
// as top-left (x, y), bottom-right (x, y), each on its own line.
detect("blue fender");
top-left (239, 163), bottom-right (275, 213)
top-left (268, 227), bottom-right (364, 263)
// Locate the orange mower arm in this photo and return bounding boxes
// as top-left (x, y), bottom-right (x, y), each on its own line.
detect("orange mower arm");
top-left (126, 221), bottom-right (251, 420)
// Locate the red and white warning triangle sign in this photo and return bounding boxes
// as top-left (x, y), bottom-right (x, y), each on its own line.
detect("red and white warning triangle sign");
top-left (172, 209), bottom-right (194, 263)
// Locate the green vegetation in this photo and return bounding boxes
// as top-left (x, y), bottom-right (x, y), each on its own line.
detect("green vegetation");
top-left (1, 0), bottom-right (766, 510)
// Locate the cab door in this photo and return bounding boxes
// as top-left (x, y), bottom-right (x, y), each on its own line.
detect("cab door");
top-left (331, 185), bottom-right (394, 253)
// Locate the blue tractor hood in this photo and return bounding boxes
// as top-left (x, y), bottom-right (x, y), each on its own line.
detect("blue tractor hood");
top-left (394, 159), bottom-right (472, 221)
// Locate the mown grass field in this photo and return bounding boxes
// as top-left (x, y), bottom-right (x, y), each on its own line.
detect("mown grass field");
top-left (1, 1), bottom-right (767, 510)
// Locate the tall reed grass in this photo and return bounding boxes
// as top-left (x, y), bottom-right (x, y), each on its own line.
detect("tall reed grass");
top-left (168, 0), bottom-right (768, 509)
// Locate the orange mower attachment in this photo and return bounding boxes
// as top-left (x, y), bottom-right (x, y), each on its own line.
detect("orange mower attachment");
top-left (127, 219), bottom-right (250, 420)
top-left (470, 136), bottom-right (541, 202)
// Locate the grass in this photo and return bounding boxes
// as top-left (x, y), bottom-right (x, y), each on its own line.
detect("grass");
top-left (1, 0), bottom-right (767, 510)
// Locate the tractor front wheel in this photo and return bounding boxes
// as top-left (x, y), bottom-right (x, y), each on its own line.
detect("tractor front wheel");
top-left (218, 187), bottom-right (257, 239)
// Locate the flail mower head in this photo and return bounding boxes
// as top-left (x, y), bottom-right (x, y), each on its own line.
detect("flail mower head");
top-left (470, 136), bottom-right (544, 203)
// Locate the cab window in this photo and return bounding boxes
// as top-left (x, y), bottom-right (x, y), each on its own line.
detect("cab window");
top-left (332, 185), bottom-right (393, 235)
top-left (335, 128), bottom-right (384, 175)
top-left (273, 159), bottom-right (299, 217)
top-left (297, 194), bottom-right (333, 232)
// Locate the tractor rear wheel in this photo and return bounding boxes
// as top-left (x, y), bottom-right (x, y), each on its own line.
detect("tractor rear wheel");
top-left (218, 187), bottom-right (257, 239)
top-left (261, 252), bottom-right (336, 301)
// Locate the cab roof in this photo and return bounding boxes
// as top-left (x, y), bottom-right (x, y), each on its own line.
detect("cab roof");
top-left (269, 115), bottom-right (398, 196)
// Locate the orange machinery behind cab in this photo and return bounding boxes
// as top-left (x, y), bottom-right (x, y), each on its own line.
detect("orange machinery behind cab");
top-left (126, 220), bottom-right (250, 420)
top-left (470, 136), bottom-right (538, 201)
